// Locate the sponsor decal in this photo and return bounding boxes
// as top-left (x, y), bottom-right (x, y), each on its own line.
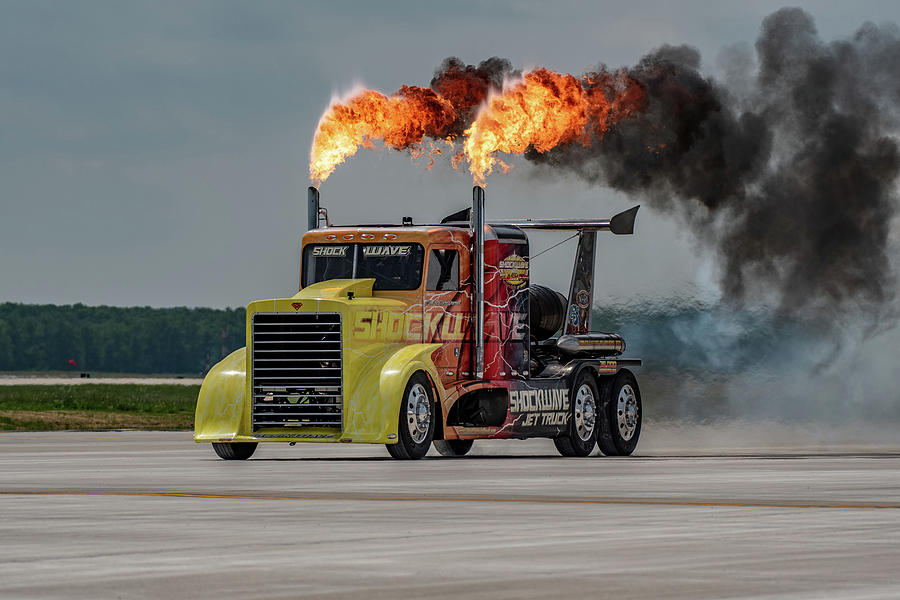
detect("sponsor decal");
top-left (498, 253), bottom-right (528, 288)
top-left (576, 338), bottom-right (621, 348)
top-left (509, 388), bottom-right (570, 427)
top-left (596, 360), bottom-right (618, 373)
top-left (312, 245), bottom-right (348, 257)
top-left (362, 245), bottom-right (411, 257)
top-left (575, 289), bottom-right (591, 309)
top-left (351, 309), bottom-right (467, 342)
top-left (291, 302), bottom-right (303, 311)
top-left (568, 304), bottom-right (579, 326)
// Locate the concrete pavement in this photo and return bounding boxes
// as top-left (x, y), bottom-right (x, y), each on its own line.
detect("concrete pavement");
top-left (1, 429), bottom-right (899, 599)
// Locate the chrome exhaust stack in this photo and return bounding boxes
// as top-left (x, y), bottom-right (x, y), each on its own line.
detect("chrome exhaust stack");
top-left (472, 185), bottom-right (485, 379)
top-left (307, 186), bottom-right (330, 230)
top-left (307, 187), bottom-right (320, 231)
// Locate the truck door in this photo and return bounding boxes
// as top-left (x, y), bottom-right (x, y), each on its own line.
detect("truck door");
top-left (423, 246), bottom-right (470, 384)
top-left (484, 227), bottom-right (530, 379)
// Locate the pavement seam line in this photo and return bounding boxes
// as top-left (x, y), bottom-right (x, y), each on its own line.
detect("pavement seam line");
top-left (0, 490), bottom-right (897, 510)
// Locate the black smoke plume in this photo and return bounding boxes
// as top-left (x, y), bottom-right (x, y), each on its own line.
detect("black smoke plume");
top-left (525, 8), bottom-right (900, 324)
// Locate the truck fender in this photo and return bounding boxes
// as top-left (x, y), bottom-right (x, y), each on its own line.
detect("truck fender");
top-left (378, 343), bottom-right (444, 441)
top-left (194, 348), bottom-right (248, 442)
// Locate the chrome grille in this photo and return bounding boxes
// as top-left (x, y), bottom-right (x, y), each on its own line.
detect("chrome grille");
top-left (251, 312), bottom-right (343, 430)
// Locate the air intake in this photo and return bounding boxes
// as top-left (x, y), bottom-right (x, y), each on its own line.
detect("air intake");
top-left (250, 312), bottom-right (343, 430)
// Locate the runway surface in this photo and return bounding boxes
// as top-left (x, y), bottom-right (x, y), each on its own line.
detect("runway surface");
top-left (2, 430), bottom-right (900, 599)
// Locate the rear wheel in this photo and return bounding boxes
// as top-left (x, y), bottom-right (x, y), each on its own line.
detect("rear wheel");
top-left (597, 370), bottom-right (641, 456)
top-left (554, 371), bottom-right (599, 457)
top-left (386, 373), bottom-right (435, 460)
top-left (434, 439), bottom-right (474, 457)
top-left (212, 442), bottom-right (257, 460)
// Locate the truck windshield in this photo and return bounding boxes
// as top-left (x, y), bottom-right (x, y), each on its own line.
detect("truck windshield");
top-left (302, 243), bottom-right (424, 291)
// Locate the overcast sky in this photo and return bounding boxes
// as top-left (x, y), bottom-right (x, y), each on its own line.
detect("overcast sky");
top-left (3, 0), bottom-right (900, 308)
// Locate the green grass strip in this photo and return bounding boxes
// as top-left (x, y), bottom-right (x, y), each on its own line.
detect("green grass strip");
top-left (0, 385), bottom-right (200, 415)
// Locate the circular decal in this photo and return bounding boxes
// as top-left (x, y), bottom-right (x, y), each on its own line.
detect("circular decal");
top-left (575, 289), bottom-right (591, 309)
top-left (499, 253), bottom-right (528, 288)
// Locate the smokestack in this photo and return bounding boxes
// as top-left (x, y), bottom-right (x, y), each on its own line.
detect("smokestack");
top-left (472, 185), bottom-right (485, 379)
top-left (307, 187), bottom-right (320, 232)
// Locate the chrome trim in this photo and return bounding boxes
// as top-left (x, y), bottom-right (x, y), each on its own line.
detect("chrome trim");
top-left (318, 207), bottom-right (331, 227)
top-left (494, 218), bottom-right (611, 230)
top-left (307, 187), bottom-right (319, 231)
top-left (574, 383), bottom-right (597, 442)
top-left (406, 382), bottom-right (432, 444)
top-left (617, 384), bottom-right (639, 441)
top-left (488, 206), bottom-right (638, 234)
top-left (472, 185), bottom-right (485, 379)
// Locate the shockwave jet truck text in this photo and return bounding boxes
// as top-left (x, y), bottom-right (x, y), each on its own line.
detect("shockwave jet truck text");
top-left (195, 186), bottom-right (643, 460)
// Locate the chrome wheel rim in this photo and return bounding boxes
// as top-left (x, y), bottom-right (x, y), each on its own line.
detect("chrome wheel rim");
top-left (617, 384), bottom-right (639, 441)
top-left (407, 383), bottom-right (431, 444)
top-left (574, 383), bottom-right (596, 442)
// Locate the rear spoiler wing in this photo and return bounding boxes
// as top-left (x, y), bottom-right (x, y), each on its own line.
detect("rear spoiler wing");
top-left (440, 206), bottom-right (639, 234)
top-left (491, 206), bottom-right (639, 235)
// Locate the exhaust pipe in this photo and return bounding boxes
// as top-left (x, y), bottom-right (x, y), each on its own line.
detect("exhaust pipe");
top-left (307, 187), bottom-right (320, 231)
top-left (472, 186), bottom-right (485, 379)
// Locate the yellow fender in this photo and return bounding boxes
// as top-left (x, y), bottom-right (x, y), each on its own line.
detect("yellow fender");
top-left (194, 343), bottom-right (444, 444)
top-left (377, 343), bottom-right (444, 443)
top-left (194, 348), bottom-right (248, 442)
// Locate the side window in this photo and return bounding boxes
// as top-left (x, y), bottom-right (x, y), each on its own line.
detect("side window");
top-left (426, 249), bottom-right (459, 291)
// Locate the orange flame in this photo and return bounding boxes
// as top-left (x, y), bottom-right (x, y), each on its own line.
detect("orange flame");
top-left (309, 86), bottom-right (456, 185)
top-left (309, 67), bottom-right (646, 186)
top-left (464, 69), bottom-right (646, 183)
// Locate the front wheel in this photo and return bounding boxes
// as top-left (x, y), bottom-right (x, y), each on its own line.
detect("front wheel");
top-left (554, 371), bottom-right (599, 457)
top-left (212, 442), bottom-right (257, 460)
top-left (597, 370), bottom-right (642, 456)
top-left (386, 373), bottom-right (435, 460)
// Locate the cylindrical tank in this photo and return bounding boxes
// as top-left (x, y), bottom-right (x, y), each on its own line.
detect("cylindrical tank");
top-left (556, 333), bottom-right (625, 356)
top-left (530, 285), bottom-right (567, 340)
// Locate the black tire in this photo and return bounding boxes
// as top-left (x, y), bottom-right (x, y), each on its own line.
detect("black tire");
top-left (553, 370), bottom-right (600, 457)
top-left (595, 376), bottom-right (618, 456)
top-left (212, 442), bottom-right (257, 460)
top-left (386, 372), bottom-right (435, 460)
top-left (433, 439), bottom-right (474, 457)
top-left (597, 370), bottom-right (641, 456)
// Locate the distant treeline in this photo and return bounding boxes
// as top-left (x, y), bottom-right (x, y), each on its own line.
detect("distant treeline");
top-left (0, 303), bottom-right (245, 374)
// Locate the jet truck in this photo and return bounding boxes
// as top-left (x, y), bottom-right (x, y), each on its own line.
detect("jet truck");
top-left (194, 186), bottom-right (643, 460)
